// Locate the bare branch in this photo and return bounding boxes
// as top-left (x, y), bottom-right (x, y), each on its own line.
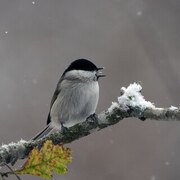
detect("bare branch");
top-left (0, 83), bottom-right (179, 167)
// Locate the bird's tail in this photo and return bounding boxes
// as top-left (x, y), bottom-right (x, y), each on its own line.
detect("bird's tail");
top-left (31, 124), bottom-right (53, 141)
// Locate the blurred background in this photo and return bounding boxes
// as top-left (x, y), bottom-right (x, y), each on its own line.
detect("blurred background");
top-left (0, 0), bottom-right (180, 179)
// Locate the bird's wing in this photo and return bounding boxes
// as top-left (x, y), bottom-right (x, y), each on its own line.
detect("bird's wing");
top-left (47, 76), bottom-right (64, 125)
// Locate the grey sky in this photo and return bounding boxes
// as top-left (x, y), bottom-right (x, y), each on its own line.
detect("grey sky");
top-left (0, 0), bottom-right (180, 179)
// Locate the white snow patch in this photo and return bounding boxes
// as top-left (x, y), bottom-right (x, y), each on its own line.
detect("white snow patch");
top-left (118, 83), bottom-right (155, 111)
top-left (107, 83), bottom-right (154, 113)
top-left (1, 144), bottom-right (10, 151)
top-left (19, 139), bottom-right (27, 144)
top-left (32, 1), bottom-right (35, 4)
top-left (1, 139), bottom-right (27, 151)
top-left (108, 102), bottom-right (119, 113)
top-left (5, 31), bottom-right (8, 34)
top-left (169, 106), bottom-right (178, 111)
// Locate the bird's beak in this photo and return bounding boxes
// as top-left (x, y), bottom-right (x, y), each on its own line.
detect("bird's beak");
top-left (97, 67), bottom-right (104, 70)
top-left (96, 67), bottom-right (106, 79)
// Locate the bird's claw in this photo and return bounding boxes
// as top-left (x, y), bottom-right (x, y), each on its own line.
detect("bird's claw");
top-left (86, 113), bottom-right (98, 125)
top-left (61, 123), bottom-right (68, 134)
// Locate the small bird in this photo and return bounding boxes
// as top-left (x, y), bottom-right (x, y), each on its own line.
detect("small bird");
top-left (32, 59), bottom-right (105, 140)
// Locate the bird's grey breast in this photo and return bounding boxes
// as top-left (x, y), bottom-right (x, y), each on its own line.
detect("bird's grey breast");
top-left (50, 79), bottom-right (99, 128)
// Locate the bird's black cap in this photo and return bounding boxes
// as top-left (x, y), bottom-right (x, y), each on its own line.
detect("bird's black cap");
top-left (64, 59), bottom-right (99, 74)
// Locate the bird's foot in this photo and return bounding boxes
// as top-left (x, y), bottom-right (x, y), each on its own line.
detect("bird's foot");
top-left (139, 117), bottom-right (146, 121)
top-left (86, 113), bottom-right (98, 125)
top-left (61, 123), bottom-right (68, 134)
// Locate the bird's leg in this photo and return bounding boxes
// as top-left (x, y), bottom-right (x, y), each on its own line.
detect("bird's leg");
top-left (86, 113), bottom-right (98, 125)
top-left (61, 123), bottom-right (68, 134)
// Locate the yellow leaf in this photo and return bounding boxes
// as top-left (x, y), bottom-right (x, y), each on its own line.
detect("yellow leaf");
top-left (13, 140), bottom-right (72, 178)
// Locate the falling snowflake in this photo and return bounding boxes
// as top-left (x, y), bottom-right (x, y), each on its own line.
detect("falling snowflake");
top-left (109, 139), bottom-right (114, 144)
top-left (137, 11), bottom-right (142, 16)
top-left (150, 175), bottom-right (156, 180)
top-left (7, 104), bottom-right (12, 109)
top-left (32, 79), bottom-right (38, 85)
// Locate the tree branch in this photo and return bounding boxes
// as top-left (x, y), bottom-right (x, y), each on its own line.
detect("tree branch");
top-left (0, 83), bottom-right (179, 167)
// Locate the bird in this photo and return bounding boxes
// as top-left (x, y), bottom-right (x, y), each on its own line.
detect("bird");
top-left (32, 59), bottom-right (105, 140)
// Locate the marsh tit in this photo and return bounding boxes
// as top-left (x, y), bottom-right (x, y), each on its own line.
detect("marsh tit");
top-left (32, 59), bottom-right (105, 140)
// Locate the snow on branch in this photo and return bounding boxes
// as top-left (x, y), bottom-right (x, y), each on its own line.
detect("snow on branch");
top-left (0, 82), bottom-right (180, 167)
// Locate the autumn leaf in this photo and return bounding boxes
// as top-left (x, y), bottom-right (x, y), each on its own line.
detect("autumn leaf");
top-left (12, 140), bottom-right (72, 178)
